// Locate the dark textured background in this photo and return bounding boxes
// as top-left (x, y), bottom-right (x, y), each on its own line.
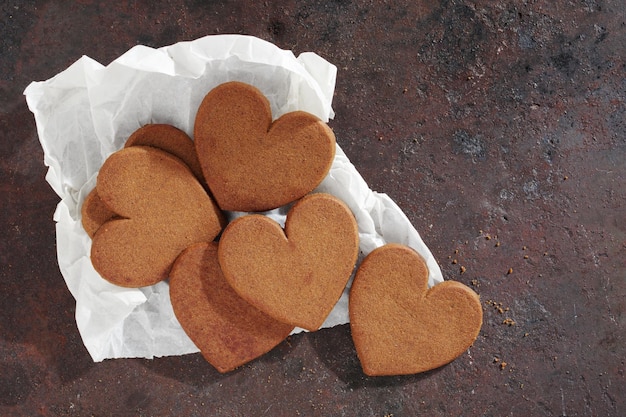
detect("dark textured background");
top-left (1, 1), bottom-right (624, 416)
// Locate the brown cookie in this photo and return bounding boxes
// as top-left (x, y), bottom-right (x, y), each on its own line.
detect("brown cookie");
top-left (91, 146), bottom-right (224, 287)
top-left (218, 193), bottom-right (359, 331)
top-left (170, 242), bottom-right (294, 373)
top-left (81, 188), bottom-right (117, 238)
top-left (349, 243), bottom-right (483, 376)
top-left (125, 123), bottom-right (204, 184)
top-left (194, 81), bottom-right (336, 212)
top-left (81, 124), bottom-right (204, 237)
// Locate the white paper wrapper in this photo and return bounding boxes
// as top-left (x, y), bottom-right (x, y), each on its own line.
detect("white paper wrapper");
top-left (24, 35), bottom-right (443, 362)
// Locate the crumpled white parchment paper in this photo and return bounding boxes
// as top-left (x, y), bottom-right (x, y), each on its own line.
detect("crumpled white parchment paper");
top-left (24, 34), bottom-right (443, 362)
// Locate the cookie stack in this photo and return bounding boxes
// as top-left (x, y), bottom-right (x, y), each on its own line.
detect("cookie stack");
top-left (82, 82), bottom-right (482, 376)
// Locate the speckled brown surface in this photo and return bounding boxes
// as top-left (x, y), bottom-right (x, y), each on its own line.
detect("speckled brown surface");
top-left (1, 1), bottom-right (624, 415)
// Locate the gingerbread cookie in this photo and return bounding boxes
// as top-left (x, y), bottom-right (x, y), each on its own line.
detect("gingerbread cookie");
top-left (194, 81), bottom-right (336, 212)
top-left (125, 123), bottom-right (205, 184)
top-left (82, 124), bottom-right (204, 237)
top-left (91, 146), bottom-right (224, 287)
top-left (218, 193), bottom-right (359, 331)
top-left (170, 242), bottom-right (294, 373)
top-left (349, 243), bottom-right (483, 376)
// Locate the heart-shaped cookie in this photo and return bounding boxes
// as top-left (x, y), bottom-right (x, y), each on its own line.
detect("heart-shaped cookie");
top-left (170, 242), bottom-right (294, 373)
top-left (90, 146), bottom-right (224, 287)
top-left (349, 243), bottom-right (483, 376)
top-left (194, 81), bottom-right (336, 212)
top-left (218, 193), bottom-right (359, 331)
top-left (125, 123), bottom-right (205, 185)
top-left (82, 124), bottom-right (206, 238)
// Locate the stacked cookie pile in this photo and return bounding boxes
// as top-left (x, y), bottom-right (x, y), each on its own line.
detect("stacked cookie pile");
top-left (82, 82), bottom-right (482, 376)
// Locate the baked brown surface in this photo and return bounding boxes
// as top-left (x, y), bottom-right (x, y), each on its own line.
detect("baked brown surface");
top-left (125, 123), bottom-right (205, 184)
top-left (194, 81), bottom-right (336, 212)
top-left (90, 146), bottom-right (224, 287)
top-left (81, 124), bottom-right (205, 238)
top-left (170, 242), bottom-right (294, 373)
top-left (349, 243), bottom-right (483, 376)
top-left (80, 188), bottom-right (117, 238)
top-left (218, 193), bottom-right (359, 331)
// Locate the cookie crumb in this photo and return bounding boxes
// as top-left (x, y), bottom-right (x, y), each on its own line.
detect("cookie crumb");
top-left (452, 259), bottom-right (458, 264)
top-left (460, 266), bottom-right (467, 274)
top-left (507, 268), bottom-right (513, 275)
top-left (495, 242), bottom-right (501, 247)
top-left (502, 318), bottom-right (516, 326)
top-left (485, 300), bottom-right (512, 316)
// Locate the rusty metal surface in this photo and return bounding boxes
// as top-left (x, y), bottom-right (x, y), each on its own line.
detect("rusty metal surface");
top-left (1, 0), bottom-right (624, 415)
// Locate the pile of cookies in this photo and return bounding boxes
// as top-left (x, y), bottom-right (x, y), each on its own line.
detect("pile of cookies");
top-left (82, 81), bottom-right (482, 376)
